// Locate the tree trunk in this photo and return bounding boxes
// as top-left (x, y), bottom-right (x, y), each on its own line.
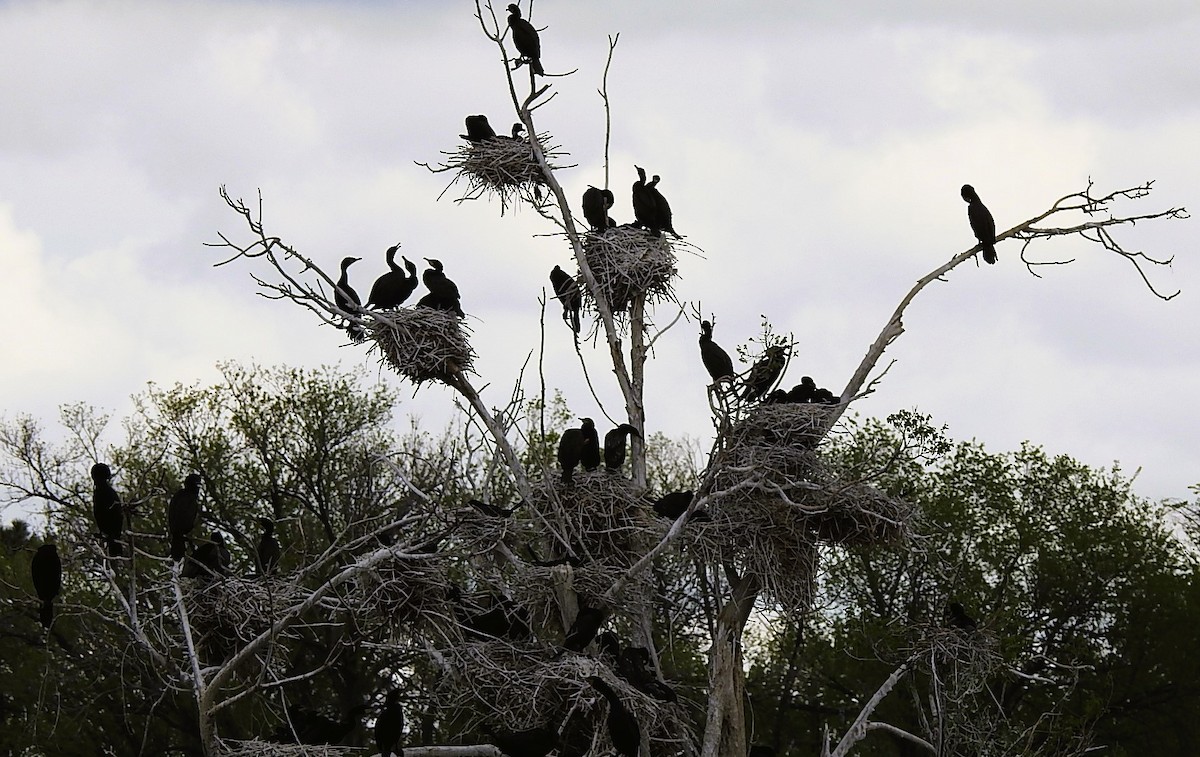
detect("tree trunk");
top-left (702, 571), bottom-right (760, 757)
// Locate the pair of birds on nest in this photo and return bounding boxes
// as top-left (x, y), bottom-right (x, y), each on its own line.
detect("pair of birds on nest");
top-left (556, 419), bottom-right (641, 483)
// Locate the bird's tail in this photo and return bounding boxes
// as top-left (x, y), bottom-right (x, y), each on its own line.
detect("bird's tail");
top-left (347, 322), bottom-right (366, 343)
top-left (170, 535), bottom-right (186, 562)
top-left (983, 245), bottom-right (997, 265)
top-left (39, 600), bottom-right (53, 628)
top-left (531, 58), bottom-right (545, 76)
top-left (107, 537), bottom-right (124, 558)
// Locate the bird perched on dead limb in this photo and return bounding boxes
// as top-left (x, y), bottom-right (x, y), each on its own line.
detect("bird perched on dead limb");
top-left (335, 256), bottom-right (365, 342)
top-left (603, 423), bottom-right (640, 473)
top-left (91, 462), bottom-right (124, 558)
top-left (741, 345), bottom-right (788, 401)
top-left (506, 4), bottom-right (544, 77)
top-left (549, 265), bottom-right (581, 334)
top-left (368, 244), bottom-right (418, 309)
top-left (699, 320), bottom-right (735, 385)
top-left (961, 184), bottom-right (997, 264)
top-left (460, 114), bottom-right (497, 142)
top-left (582, 186), bottom-right (616, 233)
top-left (31, 543), bottom-right (61, 628)
top-left (168, 474), bottom-right (202, 562)
top-left (416, 258), bottom-right (464, 316)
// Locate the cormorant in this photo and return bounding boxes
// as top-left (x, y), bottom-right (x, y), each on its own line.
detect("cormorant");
top-left (523, 543), bottom-right (582, 568)
top-left (582, 186), bottom-right (616, 232)
top-left (416, 258), bottom-right (464, 316)
top-left (579, 418), bottom-right (601, 472)
top-left (564, 600), bottom-right (607, 652)
top-left (168, 474), bottom-right (202, 562)
top-left (603, 423), bottom-right (640, 473)
top-left (257, 518), bottom-right (281, 576)
top-left (460, 114), bottom-right (497, 142)
top-left (502, 122), bottom-right (526, 140)
top-left (764, 389), bottom-right (789, 404)
top-left (375, 689), bottom-right (405, 757)
top-left (368, 245), bottom-right (419, 309)
top-left (631, 166), bottom-right (657, 233)
top-left (335, 256), bottom-right (365, 342)
top-left (740, 345), bottom-right (788, 401)
top-left (467, 498), bottom-right (524, 518)
top-left (182, 532), bottom-right (230, 579)
top-left (652, 490), bottom-right (694, 520)
top-left (487, 725), bottom-right (559, 757)
top-left (787, 377), bottom-right (818, 403)
top-left (961, 184), bottom-right (997, 265)
top-left (91, 462), bottom-right (123, 558)
top-left (813, 387), bottom-right (838, 404)
top-left (549, 265), bottom-right (581, 334)
top-left (587, 677), bottom-right (641, 757)
top-left (276, 704), bottom-right (370, 745)
top-left (458, 595), bottom-right (534, 642)
top-left (506, 4), bottom-right (544, 77)
top-left (947, 602), bottom-right (978, 632)
top-left (596, 630), bottom-right (621, 662)
top-left (645, 173), bottom-right (677, 237)
top-left (31, 543), bottom-right (61, 628)
top-left (699, 321), bottom-right (735, 384)
top-left (615, 647), bottom-right (677, 702)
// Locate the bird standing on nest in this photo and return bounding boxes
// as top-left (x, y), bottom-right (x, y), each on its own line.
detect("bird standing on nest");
top-left (91, 462), bottom-right (124, 559)
top-left (579, 418), bottom-right (601, 472)
top-left (506, 4), bottom-right (544, 77)
top-left (168, 474), bottom-right (202, 562)
top-left (182, 531), bottom-right (230, 580)
top-left (335, 256), bottom-right (365, 342)
top-left (257, 518), bottom-right (281, 576)
top-left (460, 114), bottom-right (498, 142)
top-left (375, 689), bottom-right (405, 757)
top-left (582, 186), bottom-right (616, 233)
top-left (741, 345), bottom-right (788, 401)
top-left (699, 320), bottom-right (735, 385)
top-left (946, 601), bottom-right (979, 632)
top-left (557, 418), bottom-right (596, 483)
top-left (368, 244), bottom-right (418, 309)
top-left (961, 184), bottom-right (997, 265)
top-left (603, 423), bottom-right (640, 473)
top-left (549, 265), bottom-right (581, 334)
top-left (31, 543), bottom-right (61, 628)
top-left (416, 258), bottom-right (464, 316)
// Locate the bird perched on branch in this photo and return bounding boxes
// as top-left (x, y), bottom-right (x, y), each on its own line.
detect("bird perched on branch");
top-left (335, 256), bottom-right (365, 342)
top-left (182, 531), bottom-right (230, 580)
top-left (31, 543), bottom-right (61, 628)
top-left (257, 518), bottom-right (281, 576)
top-left (416, 258), bottom-right (464, 316)
top-left (557, 418), bottom-right (597, 482)
top-left (699, 320), bottom-right (735, 385)
top-left (741, 345), bottom-right (788, 401)
top-left (460, 114), bottom-right (497, 142)
top-left (604, 423), bottom-right (640, 473)
top-left (168, 474), bottom-right (202, 562)
top-left (506, 4), bottom-right (544, 77)
top-left (375, 689), bottom-right (405, 757)
top-left (91, 462), bottom-right (124, 558)
top-left (368, 245), bottom-right (418, 309)
top-left (486, 724), bottom-right (559, 757)
top-left (961, 184), bottom-right (997, 265)
top-left (587, 677), bottom-right (641, 757)
top-left (582, 186), bottom-right (616, 233)
top-left (549, 265), bottom-right (581, 334)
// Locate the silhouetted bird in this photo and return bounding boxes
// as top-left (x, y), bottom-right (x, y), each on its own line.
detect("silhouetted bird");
top-left (460, 114), bottom-right (497, 142)
top-left (502, 122), bottom-right (526, 140)
top-left (549, 265), bottom-right (581, 334)
top-left (257, 518), bottom-right (281, 576)
top-left (631, 165), bottom-right (657, 234)
top-left (523, 543), bottom-right (582, 568)
top-left (458, 595), bottom-right (534, 642)
top-left (375, 689), bottom-right (405, 757)
top-left (961, 184), bottom-right (997, 265)
top-left (652, 491), bottom-right (694, 520)
top-left (276, 704), bottom-right (369, 745)
top-left (603, 424), bottom-right (640, 473)
top-left (764, 389), bottom-right (789, 404)
top-left (168, 474), bottom-right (202, 562)
top-left (699, 321), bottom-right (735, 384)
top-left (587, 677), bottom-right (641, 757)
top-left (31, 543), bottom-right (61, 628)
top-left (506, 4), bottom-right (544, 77)
top-left (787, 377), bottom-right (818, 403)
top-left (487, 725), bottom-right (559, 757)
top-left (741, 345), bottom-right (788, 401)
top-left (615, 647), bottom-right (677, 702)
top-left (467, 498), bottom-right (524, 518)
top-left (416, 258), bottom-right (464, 316)
top-left (813, 387), bottom-right (838, 404)
top-left (645, 172), bottom-right (677, 237)
top-left (582, 186), bottom-right (616, 232)
top-left (335, 256), bottom-right (365, 342)
top-left (579, 418), bottom-right (601, 472)
top-left (564, 600), bottom-right (607, 652)
top-left (182, 532), bottom-right (229, 579)
top-left (947, 602), bottom-right (978, 632)
top-left (368, 245), bottom-right (419, 309)
top-left (596, 630), bottom-right (621, 662)
top-left (91, 462), bottom-right (124, 558)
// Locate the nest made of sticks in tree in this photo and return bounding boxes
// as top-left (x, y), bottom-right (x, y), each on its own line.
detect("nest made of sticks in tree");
top-left (185, 576), bottom-right (307, 646)
top-left (433, 132), bottom-right (564, 213)
top-left (579, 225), bottom-right (679, 314)
top-left (910, 623), bottom-right (1004, 680)
top-left (218, 740), bottom-right (358, 757)
top-left (346, 552), bottom-right (452, 631)
top-left (365, 306), bottom-right (475, 384)
top-left (509, 561), bottom-right (655, 640)
top-left (534, 472), bottom-right (665, 568)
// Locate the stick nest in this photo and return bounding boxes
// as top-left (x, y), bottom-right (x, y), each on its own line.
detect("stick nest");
top-left (510, 561), bottom-right (654, 639)
top-left (534, 472), bottom-right (665, 569)
top-left (580, 225), bottom-right (679, 313)
top-left (431, 133), bottom-right (564, 213)
top-left (366, 307), bottom-right (475, 384)
top-left (185, 577), bottom-right (306, 646)
top-left (345, 553), bottom-right (452, 630)
top-left (218, 740), bottom-right (358, 757)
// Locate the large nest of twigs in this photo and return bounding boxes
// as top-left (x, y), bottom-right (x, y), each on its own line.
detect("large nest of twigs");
top-left (580, 225), bottom-right (679, 313)
top-left (909, 624), bottom-right (1003, 679)
top-left (430, 132), bottom-right (565, 213)
top-left (509, 561), bottom-right (655, 638)
top-left (346, 552), bottom-right (452, 631)
top-left (534, 472), bottom-right (664, 568)
top-left (218, 740), bottom-right (357, 757)
top-left (366, 307), bottom-right (474, 384)
top-left (185, 576), bottom-right (306, 646)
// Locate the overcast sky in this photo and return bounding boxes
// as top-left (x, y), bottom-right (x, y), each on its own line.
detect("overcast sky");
top-left (1, 1), bottom-right (1196, 506)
